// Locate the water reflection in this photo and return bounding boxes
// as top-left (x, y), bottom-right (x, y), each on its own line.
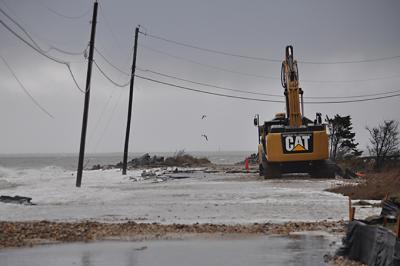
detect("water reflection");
top-left (285, 235), bottom-right (332, 265)
top-left (1, 235), bottom-right (340, 266)
top-left (81, 251), bottom-right (91, 266)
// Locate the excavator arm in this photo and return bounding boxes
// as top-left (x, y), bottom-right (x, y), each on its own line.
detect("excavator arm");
top-left (281, 46), bottom-right (302, 128)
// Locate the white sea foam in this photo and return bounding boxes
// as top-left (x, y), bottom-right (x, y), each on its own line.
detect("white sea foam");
top-left (0, 166), bottom-right (380, 223)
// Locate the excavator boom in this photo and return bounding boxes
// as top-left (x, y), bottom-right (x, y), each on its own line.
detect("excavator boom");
top-left (281, 46), bottom-right (302, 128)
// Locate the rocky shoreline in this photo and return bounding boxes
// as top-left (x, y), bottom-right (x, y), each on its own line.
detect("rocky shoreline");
top-left (0, 220), bottom-right (345, 249)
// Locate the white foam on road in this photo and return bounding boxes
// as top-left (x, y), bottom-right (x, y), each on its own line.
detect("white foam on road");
top-left (0, 167), bottom-right (379, 223)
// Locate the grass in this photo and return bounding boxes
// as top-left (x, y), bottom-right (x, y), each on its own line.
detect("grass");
top-left (164, 150), bottom-right (211, 166)
top-left (327, 167), bottom-right (400, 200)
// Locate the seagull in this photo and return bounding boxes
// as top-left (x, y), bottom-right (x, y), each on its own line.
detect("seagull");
top-left (201, 134), bottom-right (208, 141)
top-left (201, 115), bottom-right (207, 119)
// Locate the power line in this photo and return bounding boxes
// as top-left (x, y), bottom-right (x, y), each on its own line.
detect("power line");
top-left (92, 87), bottom-right (125, 154)
top-left (92, 27), bottom-right (400, 99)
top-left (140, 44), bottom-right (278, 80)
top-left (87, 88), bottom-right (117, 149)
top-left (0, 6), bottom-right (42, 50)
top-left (140, 31), bottom-right (400, 65)
top-left (137, 67), bottom-right (400, 99)
top-left (98, 3), bottom-right (125, 53)
top-left (94, 44), bottom-right (400, 99)
top-left (137, 68), bottom-right (282, 97)
top-left (93, 60), bottom-right (130, 87)
top-left (135, 74), bottom-right (400, 104)
top-left (35, 0), bottom-right (91, 20)
top-left (140, 31), bottom-right (281, 63)
top-left (140, 44), bottom-right (400, 84)
top-left (1, 55), bottom-right (54, 118)
top-left (303, 74), bottom-right (400, 84)
top-left (136, 75), bottom-right (284, 103)
top-left (44, 45), bottom-right (86, 56)
top-left (0, 19), bottom-right (86, 93)
top-left (0, 6), bottom-right (86, 56)
top-left (95, 46), bottom-right (130, 76)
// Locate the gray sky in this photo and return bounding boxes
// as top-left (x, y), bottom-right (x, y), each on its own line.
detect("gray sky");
top-left (0, 0), bottom-right (399, 154)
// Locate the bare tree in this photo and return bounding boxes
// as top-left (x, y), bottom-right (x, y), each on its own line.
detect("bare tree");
top-left (366, 120), bottom-right (400, 169)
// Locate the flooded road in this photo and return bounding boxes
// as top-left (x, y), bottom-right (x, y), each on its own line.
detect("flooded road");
top-left (0, 233), bottom-right (340, 266)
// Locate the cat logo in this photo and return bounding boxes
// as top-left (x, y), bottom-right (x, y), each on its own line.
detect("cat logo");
top-left (282, 133), bottom-right (313, 153)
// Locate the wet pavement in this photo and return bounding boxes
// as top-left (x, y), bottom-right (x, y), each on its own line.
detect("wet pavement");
top-left (0, 233), bottom-right (341, 266)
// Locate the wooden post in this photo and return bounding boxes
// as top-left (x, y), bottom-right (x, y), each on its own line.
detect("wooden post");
top-left (351, 207), bottom-right (356, 221)
top-left (383, 216), bottom-right (388, 226)
top-left (348, 196), bottom-right (352, 221)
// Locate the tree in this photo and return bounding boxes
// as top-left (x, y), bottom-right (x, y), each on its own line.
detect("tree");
top-left (366, 120), bottom-right (400, 169)
top-left (325, 114), bottom-right (362, 160)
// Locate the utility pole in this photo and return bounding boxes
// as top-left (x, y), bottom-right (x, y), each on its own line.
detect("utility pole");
top-left (76, 1), bottom-right (98, 187)
top-left (122, 26), bottom-right (139, 175)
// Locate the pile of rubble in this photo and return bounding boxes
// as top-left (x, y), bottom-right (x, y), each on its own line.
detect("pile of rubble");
top-left (0, 220), bottom-right (344, 248)
top-left (91, 153), bottom-right (211, 170)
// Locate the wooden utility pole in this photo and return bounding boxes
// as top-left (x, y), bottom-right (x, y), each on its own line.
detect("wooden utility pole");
top-left (76, 1), bottom-right (98, 187)
top-left (122, 27), bottom-right (139, 175)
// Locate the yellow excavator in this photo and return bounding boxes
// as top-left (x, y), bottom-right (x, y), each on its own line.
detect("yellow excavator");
top-left (254, 45), bottom-right (336, 178)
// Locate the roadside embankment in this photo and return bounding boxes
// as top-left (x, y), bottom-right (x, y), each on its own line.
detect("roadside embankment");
top-left (0, 220), bottom-right (345, 248)
top-left (327, 168), bottom-right (400, 200)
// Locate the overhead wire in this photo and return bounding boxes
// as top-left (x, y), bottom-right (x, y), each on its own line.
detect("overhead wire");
top-left (137, 68), bottom-right (281, 97)
top-left (95, 46), bottom-right (131, 76)
top-left (92, 87), bottom-right (125, 154)
top-left (0, 6), bottom-right (86, 56)
top-left (140, 31), bottom-right (400, 65)
top-left (137, 68), bottom-right (400, 99)
top-left (135, 74), bottom-right (400, 104)
top-left (0, 19), bottom-right (86, 93)
top-left (97, 2), bottom-right (128, 57)
top-left (136, 75), bottom-right (284, 103)
top-left (0, 6), bottom-right (42, 50)
top-left (35, 0), bottom-right (91, 20)
top-left (44, 45), bottom-right (86, 56)
top-left (1, 55), bottom-right (54, 118)
top-left (93, 60), bottom-right (130, 87)
top-left (87, 88), bottom-right (118, 149)
top-left (91, 43), bottom-right (400, 100)
top-left (140, 44), bottom-right (400, 84)
top-left (140, 44), bottom-right (278, 80)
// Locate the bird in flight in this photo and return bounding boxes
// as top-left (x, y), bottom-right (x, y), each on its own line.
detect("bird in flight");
top-left (201, 115), bottom-right (207, 119)
top-left (201, 134), bottom-right (208, 141)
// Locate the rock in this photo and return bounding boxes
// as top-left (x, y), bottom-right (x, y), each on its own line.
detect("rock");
top-left (91, 164), bottom-right (101, 170)
top-left (141, 170), bottom-right (157, 177)
top-left (0, 195), bottom-right (35, 205)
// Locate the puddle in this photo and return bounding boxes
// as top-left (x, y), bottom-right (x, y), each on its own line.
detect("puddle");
top-left (0, 234), bottom-right (340, 266)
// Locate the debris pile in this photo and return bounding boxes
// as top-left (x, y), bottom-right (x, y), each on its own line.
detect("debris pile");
top-left (0, 220), bottom-right (344, 248)
top-left (130, 167), bottom-right (208, 183)
top-left (91, 152), bottom-right (211, 170)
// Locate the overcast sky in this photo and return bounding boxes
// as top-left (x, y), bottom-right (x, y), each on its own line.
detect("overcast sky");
top-left (0, 0), bottom-right (399, 154)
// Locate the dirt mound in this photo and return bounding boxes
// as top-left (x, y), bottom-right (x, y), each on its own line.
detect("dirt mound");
top-left (327, 168), bottom-right (400, 200)
top-left (164, 153), bottom-right (210, 167)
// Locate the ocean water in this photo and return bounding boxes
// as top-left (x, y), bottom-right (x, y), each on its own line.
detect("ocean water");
top-left (0, 151), bottom-right (252, 171)
top-left (0, 151), bottom-right (379, 223)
